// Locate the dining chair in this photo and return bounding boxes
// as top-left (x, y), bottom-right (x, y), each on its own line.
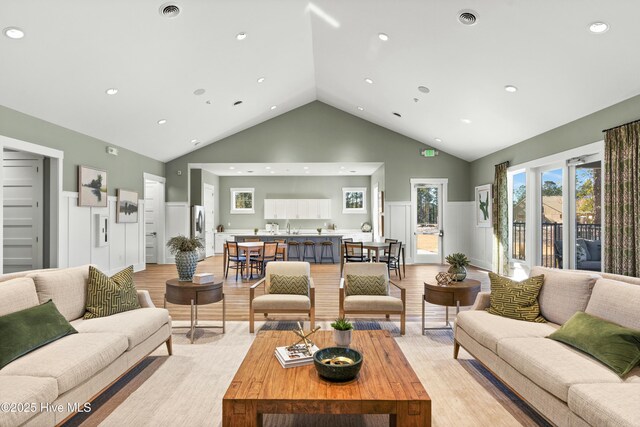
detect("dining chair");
top-left (379, 241), bottom-right (402, 279)
top-left (225, 241), bottom-right (246, 280)
top-left (274, 239), bottom-right (287, 261)
top-left (344, 241), bottom-right (370, 263)
top-left (250, 242), bottom-right (278, 278)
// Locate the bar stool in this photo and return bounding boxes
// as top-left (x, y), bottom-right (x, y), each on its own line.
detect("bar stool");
top-left (303, 240), bottom-right (317, 263)
top-left (288, 240), bottom-right (301, 260)
top-left (319, 240), bottom-right (334, 263)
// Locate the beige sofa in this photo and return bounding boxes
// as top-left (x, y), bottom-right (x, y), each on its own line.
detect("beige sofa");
top-left (0, 266), bottom-right (172, 427)
top-left (454, 267), bottom-right (640, 427)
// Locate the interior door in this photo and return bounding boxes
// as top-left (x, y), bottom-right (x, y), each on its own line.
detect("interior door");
top-left (411, 180), bottom-right (445, 263)
top-left (2, 150), bottom-right (43, 273)
top-left (203, 184), bottom-right (215, 258)
top-left (144, 180), bottom-right (159, 263)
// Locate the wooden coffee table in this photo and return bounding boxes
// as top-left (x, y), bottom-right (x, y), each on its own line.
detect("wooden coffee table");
top-left (422, 278), bottom-right (481, 334)
top-left (223, 330), bottom-right (431, 426)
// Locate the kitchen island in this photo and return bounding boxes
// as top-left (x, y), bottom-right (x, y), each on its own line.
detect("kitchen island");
top-left (233, 233), bottom-right (343, 263)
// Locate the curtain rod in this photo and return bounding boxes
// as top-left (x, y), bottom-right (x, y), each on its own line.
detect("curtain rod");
top-left (495, 161), bottom-right (509, 167)
top-left (602, 117), bottom-right (640, 133)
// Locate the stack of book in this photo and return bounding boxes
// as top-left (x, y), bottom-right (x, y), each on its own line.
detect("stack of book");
top-left (274, 344), bottom-right (319, 368)
top-left (192, 273), bottom-right (214, 284)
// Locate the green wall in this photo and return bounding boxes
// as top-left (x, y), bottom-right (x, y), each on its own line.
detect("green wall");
top-left (166, 101), bottom-right (471, 202)
top-left (470, 94), bottom-right (640, 190)
top-left (0, 105), bottom-right (164, 195)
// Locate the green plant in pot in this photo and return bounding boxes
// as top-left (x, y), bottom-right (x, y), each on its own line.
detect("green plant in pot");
top-left (317, 227), bottom-right (322, 235)
top-left (445, 252), bottom-right (470, 282)
top-left (253, 227), bottom-right (259, 235)
top-left (167, 235), bottom-right (204, 281)
top-left (331, 317), bottom-right (353, 347)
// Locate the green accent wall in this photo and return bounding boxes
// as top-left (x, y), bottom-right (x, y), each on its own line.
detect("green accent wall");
top-left (0, 105), bottom-right (164, 195)
top-left (469, 94), bottom-right (640, 190)
top-left (166, 101), bottom-right (471, 202)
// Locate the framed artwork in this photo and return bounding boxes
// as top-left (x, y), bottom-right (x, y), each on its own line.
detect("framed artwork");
top-left (230, 188), bottom-right (255, 214)
top-left (78, 165), bottom-right (107, 207)
top-left (475, 184), bottom-right (492, 227)
top-left (116, 189), bottom-right (139, 223)
top-left (342, 187), bottom-right (367, 214)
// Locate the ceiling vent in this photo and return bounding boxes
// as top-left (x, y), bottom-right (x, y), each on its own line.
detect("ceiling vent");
top-left (458, 10), bottom-right (478, 26)
top-left (159, 3), bottom-right (181, 18)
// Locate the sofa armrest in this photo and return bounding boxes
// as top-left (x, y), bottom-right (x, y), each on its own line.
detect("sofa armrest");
top-left (137, 290), bottom-right (155, 308)
top-left (470, 291), bottom-right (491, 311)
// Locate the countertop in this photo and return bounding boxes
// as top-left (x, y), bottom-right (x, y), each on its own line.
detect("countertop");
top-left (231, 233), bottom-right (345, 238)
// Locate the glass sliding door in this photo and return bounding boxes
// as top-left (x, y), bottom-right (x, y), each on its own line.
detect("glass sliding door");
top-left (573, 160), bottom-right (602, 272)
top-left (540, 168), bottom-right (563, 268)
top-left (511, 172), bottom-right (527, 261)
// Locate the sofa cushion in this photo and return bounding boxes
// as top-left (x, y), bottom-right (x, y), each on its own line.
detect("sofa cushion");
top-left (71, 308), bottom-right (170, 350)
top-left (252, 294), bottom-right (310, 311)
top-left (343, 295), bottom-right (403, 312)
top-left (28, 265), bottom-right (90, 321)
top-left (584, 240), bottom-right (602, 262)
top-left (0, 332), bottom-right (127, 394)
top-left (576, 239), bottom-right (591, 260)
top-left (0, 277), bottom-right (39, 316)
top-left (498, 337), bottom-right (623, 402)
top-left (84, 266), bottom-right (140, 319)
top-left (265, 262), bottom-right (310, 293)
top-left (486, 273), bottom-right (545, 323)
top-left (576, 260), bottom-right (601, 271)
top-left (0, 376), bottom-right (58, 427)
top-left (0, 300), bottom-right (77, 369)
top-left (456, 310), bottom-right (559, 353)
top-left (531, 266), bottom-right (599, 325)
top-left (568, 383), bottom-right (640, 427)
top-left (586, 278), bottom-right (640, 330)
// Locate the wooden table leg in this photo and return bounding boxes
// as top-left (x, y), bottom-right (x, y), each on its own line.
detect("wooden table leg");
top-left (391, 401), bottom-right (431, 427)
top-left (222, 400), bottom-right (261, 426)
top-left (223, 244), bottom-right (228, 274)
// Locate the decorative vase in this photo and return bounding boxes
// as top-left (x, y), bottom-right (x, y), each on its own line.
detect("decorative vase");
top-left (333, 329), bottom-right (352, 347)
top-left (175, 250), bottom-right (198, 281)
top-left (448, 265), bottom-right (467, 282)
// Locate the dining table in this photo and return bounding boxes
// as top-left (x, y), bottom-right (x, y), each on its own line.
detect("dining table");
top-left (223, 241), bottom-right (288, 279)
top-left (340, 241), bottom-right (406, 278)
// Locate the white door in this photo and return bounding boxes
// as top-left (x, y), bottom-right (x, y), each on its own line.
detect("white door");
top-left (411, 179), bottom-right (447, 263)
top-left (2, 150), bottom-right (43, 273)
top-left (144, 179), bottom-right (163, 263)
top-left (203, 183), bottom-right (215, 258)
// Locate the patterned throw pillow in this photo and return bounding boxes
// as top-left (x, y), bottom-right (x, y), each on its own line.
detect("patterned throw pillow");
top-left (269, 275), bottom-right (309, 295)
top-left (576, 244), bottom-right (588, 262)
top-left (486, 272), bottom-right (546, 323)
top-left (346, 275), bottom-right (387, 296)
top-left (84, 266), bottom-right (141, 319)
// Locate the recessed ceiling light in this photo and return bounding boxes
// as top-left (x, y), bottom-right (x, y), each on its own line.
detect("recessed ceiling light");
top-left (504, 85), bottom-right (518, 93)
top-left (461, 118), bottom-right (471, 124)
top-left (234, 100), bottom-right (243, 106)
top-left (303, 166), bottom-right (309, 170)
top-left (357, 106), bottom-right (364, 111)
top-left (236, 32), bottom-right (247, 40)
top-left (418, 86), bottom-right (430, 94)
top-left (364, 78), bottom-right (374, 84)
top-left (393, 112), bottom-right (402, 117)
top-left (265, 166), bottom-right (271, 169)
top-left (589, 22), bottom-right (609, 34)
top-left (378, 33), bottom-right (389, 41)
top-left (435, 138), bottom-right (442, 143)
top-left (305, 171), bottom-right (310, 174)
top-left (105, 88), bottom-right (118, 95)
top-left (237, 171), bottom-right (242, 174)
top-left (229, 166), bottom-right (235, 170)
top-left (257, 77), bottom-right (265, 83)
top-left (270, 105), bottom-right (277, 110)
top-left (340, 166), bottom-right (345, 169)
top-left (4, 27), bottom-right (25, 39)
top-left (157, 119), bottom-right (167, 125)
top-left (191, 139), bottom-right (198, 144)
top-left (159, 3), bottom-right (181, 18)
top-left (270, 171), bottom-right (275, 174)
top-left (193, 88), bottom-right (206, 96)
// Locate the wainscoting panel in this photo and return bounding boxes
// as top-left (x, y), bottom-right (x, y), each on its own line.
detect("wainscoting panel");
top-left (59, 192), bottom-right (146, 274)
top-left (385, 202), bottom-right (412, 263)
top-left (470, 225), bottom-right (493, 271)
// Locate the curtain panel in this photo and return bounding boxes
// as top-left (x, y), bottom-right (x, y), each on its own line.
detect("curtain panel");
top-left (493, 162), bottom-right (510, 275)
top-left (604, 122), bottom-right (640, 276)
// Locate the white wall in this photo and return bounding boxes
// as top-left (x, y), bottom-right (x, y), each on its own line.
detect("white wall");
top-left (470, 225), bottom-right (493, 271)
top-left (59, 192), bottom-right (145, 274)
top-left (165, 202), bottom-right (190, 264)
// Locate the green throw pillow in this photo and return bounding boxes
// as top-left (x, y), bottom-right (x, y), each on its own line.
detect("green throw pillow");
top-left (346, 275), bottom-right (386, 296)
top-left (486, 273), bottom-right (546, 323)
top-left (84, 266), bottom-right (140, 319)
top-left (548, 311), bottom-right (640, 377)
top-left (269, 274), bottom-right (309, 295)
top-left (0, 300), bottom-right (77, 369)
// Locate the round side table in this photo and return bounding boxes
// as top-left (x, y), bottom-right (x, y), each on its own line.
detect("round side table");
top-left (164, 279), bottom-right (225, 343)
top-left (422, 278), bottom-right (481, 334)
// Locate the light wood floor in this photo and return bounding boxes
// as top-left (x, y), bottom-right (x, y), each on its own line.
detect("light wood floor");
top-left (134, 256), bottom-right (490, 323)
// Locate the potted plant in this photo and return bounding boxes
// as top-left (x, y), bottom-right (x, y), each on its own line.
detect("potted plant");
top-left (166, 235), bottom-right (204, 281)
top-left (316, 227), bottom-right (322, 235)
top-left (445, 252), bottom-right (470, 281)
top-left (253, 227), bottom-right (259, 235)
top-left (331, 317), bottom-right (353, 347)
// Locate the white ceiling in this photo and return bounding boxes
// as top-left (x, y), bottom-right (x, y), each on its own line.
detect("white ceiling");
top-left (2, 1), bottom-right (640, 162)
top-left (196, 162), bottom-right (383, 176)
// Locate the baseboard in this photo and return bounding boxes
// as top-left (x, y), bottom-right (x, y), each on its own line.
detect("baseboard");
top-left (470, 258), bottom-right (492, 271)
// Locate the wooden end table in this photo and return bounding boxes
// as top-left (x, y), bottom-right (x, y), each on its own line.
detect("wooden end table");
top-left (164, 278), bottom-right (225, 343)
top-left (223, 330), bottom-right (431, 426)
top-left (422, 278), bottom-right (481, 334)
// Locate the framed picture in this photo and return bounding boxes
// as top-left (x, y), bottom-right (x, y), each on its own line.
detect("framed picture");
top-left (342, 187), bottom-right (367, 214)
top-left (116, 189), bottom-right (139, 223)
top-left (230, 188), bottom-right (255, 214)
top-left (78, 165), bottom-right (107, 207)
top-left (475, 184), bottom-right (492, 227)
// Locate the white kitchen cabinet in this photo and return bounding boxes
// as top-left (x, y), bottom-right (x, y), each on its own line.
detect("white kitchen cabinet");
top-left (264, 199), bottom-right (332, 220)
top-left (318, 199), bottom-right (331, 219)
top-left (264, 199), bottom-right (287, 219)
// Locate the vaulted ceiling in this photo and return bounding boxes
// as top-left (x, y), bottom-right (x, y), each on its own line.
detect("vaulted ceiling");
top-left (2, 0), bottom-right (639, 162)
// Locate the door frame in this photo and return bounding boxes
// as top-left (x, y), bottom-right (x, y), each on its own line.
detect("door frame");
top-left (410, 178), bottom-right (448, 264)
top-left (143, 173), bottom-right (166, 264)
top-left (203, 182), bottom-right (215, 258)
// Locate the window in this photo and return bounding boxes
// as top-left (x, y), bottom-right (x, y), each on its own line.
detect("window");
top-left (511, 171), bottom-right (526, 261)
top-left (230, 188), bottom-right (254, 214)
top-left (574, 160), bottom-right (602, 272)
top-left (342, 187), bottom-right (367, 214)
top-left (540, 168), bottom-right (563, 268)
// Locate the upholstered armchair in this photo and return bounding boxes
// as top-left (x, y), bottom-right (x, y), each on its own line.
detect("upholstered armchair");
top-left (249, 261), bottom-right (315, 333)
top-left (339, 262), bottom-right (406, 335)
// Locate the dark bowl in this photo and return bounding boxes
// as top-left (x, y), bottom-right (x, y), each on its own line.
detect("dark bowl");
top-left (313, 347), bottom-right (363, 382)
